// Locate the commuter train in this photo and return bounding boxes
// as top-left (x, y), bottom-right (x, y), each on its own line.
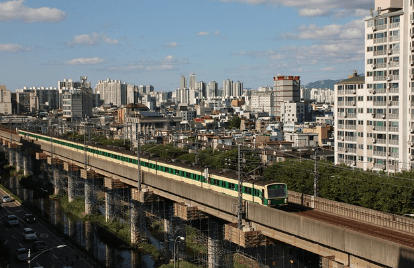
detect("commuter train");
top-left (18, 130), bottom-right (288, 206)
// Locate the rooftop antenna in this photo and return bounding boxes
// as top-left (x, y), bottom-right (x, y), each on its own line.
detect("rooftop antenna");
top-left (377, 7), bottom-right (381, 16)
top-left (370, 7), bottom-right (374, 17)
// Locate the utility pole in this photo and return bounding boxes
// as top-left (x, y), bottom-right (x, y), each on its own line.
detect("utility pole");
top-left (313, 146), bottom-right (319, 197)
top-left (237, 144), bottom-right (243, 230)
top-left (137, 131), bottom-right (142, 193)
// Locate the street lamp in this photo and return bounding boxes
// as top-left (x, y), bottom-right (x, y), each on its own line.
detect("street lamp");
top-left (28, 244), bottom-right (66, 268)
top-left (173, 236), bottom-right (185, 268)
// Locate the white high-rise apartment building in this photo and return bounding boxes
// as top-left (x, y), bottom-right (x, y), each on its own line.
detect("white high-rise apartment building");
top-left (207, 81), bottom-right (218, 99)
top-left (335, 0), bottom-right (412, 172)
top-left (95, 78), bottom-right (127, 107)
top-left (180, 75), bottom-right (187, 89)
top-left (189, 74), bottom-right (196, 90)
top-left (223, 79), bottom-right (233, 98)
top-left (233, 81), bottom-right (243, 98)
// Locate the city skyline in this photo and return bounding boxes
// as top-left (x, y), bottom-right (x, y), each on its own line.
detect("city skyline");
top-left (1, 0), bottom-right (372, 91)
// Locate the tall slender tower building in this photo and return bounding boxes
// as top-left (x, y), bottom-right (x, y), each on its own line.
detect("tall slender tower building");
top-left (180, 75), bottom-right (187, 90)
top-left (189, 74), bottom-right (196, 90)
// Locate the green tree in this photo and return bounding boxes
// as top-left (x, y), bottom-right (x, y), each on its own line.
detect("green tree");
top-left (228, 116), bottom-right (241, 129)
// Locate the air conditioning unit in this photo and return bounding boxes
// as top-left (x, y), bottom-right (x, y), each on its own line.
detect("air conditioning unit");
top-left (341, 136), bottom-right (344, 141)
top-left (411, 155), bottom-right (414, 161)
top-left (388, 101), bottom-right (392, 106)
top-left (388, 50), bottom-right (393, 55)
top-left (372, 90), bottom-right (376, 94)
top-left (372, 138), bottom-right (376, 143)
top-left (372, 125), bottom-right (376, 130)
top-left (344, 113), bottom-right (347, 118)
top-left (372, 113), bottom-right (376, 117)
top-left (372, 26), bottom-right (377, 31)
top-left (411, 142), bottom-right (414, 147)
top-left (411, 74), bottom-right (414, 80)
top-left (351, 90), bottom-right (356, 94)
top-left (411, 60), bottom-right (414, 65)
top-left (344, 148), bottom-right (348, 153)
top-left (382, 114), bottom-right (386, 119)
top-left (412, 19), bottom-right (414, 24)
top-left (372, 64), bottom-right (376, 69)
top-left (411, 128), bottom-right (414, 133)
top-left (352, 161), bottom-right (356, 166)
top-left (383, 166), bottom-right (387, 170)
top-left (388, 152), bottom-right (391, 156)
top-left (387, 75), bottom-right (392, 80)
top-left (352, 101), bottom-right (356, 106)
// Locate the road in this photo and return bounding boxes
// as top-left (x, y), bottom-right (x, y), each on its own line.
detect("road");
top-left (0, 188), bottom-right (99, 268)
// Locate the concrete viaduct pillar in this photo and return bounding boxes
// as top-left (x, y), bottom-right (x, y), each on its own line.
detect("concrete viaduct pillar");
top-left (9, 147), bottom-right (16, 167)
top-left (23, 152), bottom-right (33, 176)
top-left (130, 188), bottom-right (145, 244)
top-left (36, 153), bottom-right (48, 185)
top-left (105, 188), bottom-right (114, 222)
top-left (15, 148), bottom-right (23, 172)
top-left (81, 169), bottom-right (103, 215)
top-left (208, 219), bottom-right (223, 268)
top-left (64, 163), bottom-right (80, 202)
top-left (51, 159), bottom-right (64, 196)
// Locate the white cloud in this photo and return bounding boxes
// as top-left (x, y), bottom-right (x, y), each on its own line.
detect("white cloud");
top-left (67, 33), bottom-right (119, 46)
top-left (321, 67), bottom-right (335, 71)
top-left (0, 0), bottom-right (65, 22)
top-left (214, 0), bottom-right (372, 17)
top-left (165, 42), bottom-right (178, 48)
top-left (213, 31), bottom-right (221, 35)
top-left (282, 18), bottom-right (364, 41)
top-left (0, 44), bottom-right (29, 52)
top-left (65, 57), bottom-right (104, 65)
top-left (198, 31), bottom-right (210, 36)
top-left (109, 55), bottom-right (188, 72)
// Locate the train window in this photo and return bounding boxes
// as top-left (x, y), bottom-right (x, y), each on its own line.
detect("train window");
top-left (229, 183), bottom-right (236, 190)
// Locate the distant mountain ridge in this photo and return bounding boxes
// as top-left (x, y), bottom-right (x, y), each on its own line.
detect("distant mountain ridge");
top-left (304, 79), bottom-right (340, 90)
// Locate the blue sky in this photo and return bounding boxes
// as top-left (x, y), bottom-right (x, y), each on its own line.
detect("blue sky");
top-left (0, 0), bottom-right (373, 91)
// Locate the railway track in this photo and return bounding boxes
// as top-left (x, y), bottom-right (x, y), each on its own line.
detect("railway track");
top-left (280, 204), bottom-right (414, 248)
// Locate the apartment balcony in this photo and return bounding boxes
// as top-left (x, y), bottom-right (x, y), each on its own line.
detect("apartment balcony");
top-left (389, 127), bottom-right (399, 132)
top-left (337, 90), bottom-right (345, 95)
top-left (372, 126), bottom-right (386, 131)
top-left (390, 49), bottom-right (400, 55)
top-left (337, 101), bottom-right (345, 106)
top-left (345, 136), bottom-right (357, 142)
top-left (388, 114), bottom-right (399, 119)
top-left (388, 61), bottom-right (399, 68)
top-left (337, 124), bottom-right (344, 129)
top-left (374, 37), bottom-right (387, 44)
top-left (373, 76), bottom-right (386, 81)
top-left (389, 22), bottom-right (399, 29)
top-left (376, 24), bottom-right (388, 31)
top-left (391, 101), bottom-right (399, 106)
top-left (373, 163), bottom-right (386, 169)
top-left (345, 125), bottom-right (356, 130)
top-left (388, 88), bottom-right (399, 94)
top-left (388, 164), bottom-right (399, 171)
top-left (389, 139), bottom-right (399, 145)
top-left (345, 101), bottom-right (356, 106)
top-left (389, 35), bottom-right (400, 42)
top-left (374, 151), bottom-right (387, 157)
top-left (375, 88), bottom-right (387, 94)
top-left (346, 148), bottom-right (357, 154)
top-left (376, 139), bottom-right (387, 144)
top-left (390, 152), bottom-right (399, 158)
top-left (338, 147), bottom-right (345, 152)
top-left (345, 90), bottom-right (356, 94)
top-left (374, 50), bottom-right (387, 56)
top-left (337, 159), bottom-right (345, 164)
top-left (345, 160), bottom-right (356, 166)
top-left (373, 101), bottom-right (387, 106)
top-left (347, 113), bottom-right (356, 118)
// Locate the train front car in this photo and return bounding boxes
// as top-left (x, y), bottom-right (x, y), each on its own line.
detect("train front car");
top-left (265, 183), bottom-right (287, 206)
